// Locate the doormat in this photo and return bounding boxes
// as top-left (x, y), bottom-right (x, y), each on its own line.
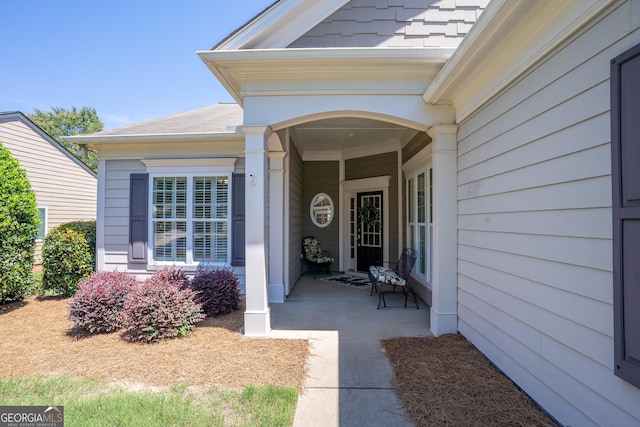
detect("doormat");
top-left (320, 275), bottom-right (372, 288)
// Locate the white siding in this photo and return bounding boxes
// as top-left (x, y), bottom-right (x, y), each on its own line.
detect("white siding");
top-left (289, 0), bottom-right (488, 48)
top-left (456, 2), bottom-right (640, 426)
top-left (0, 116), bottom-right (97, 262)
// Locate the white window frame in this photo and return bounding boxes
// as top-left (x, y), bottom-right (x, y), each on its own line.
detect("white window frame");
top-left (142, 159), bottom-right (236, 267)
top-left (402, 146), bottom-right (433, 285)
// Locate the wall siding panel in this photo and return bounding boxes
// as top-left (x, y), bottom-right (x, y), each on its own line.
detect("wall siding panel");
top-left (0, 115), bottom-right (97, 262)
top-left (288, 141), bottom-right (303, 288)
top-left (456, 1), bottom-right (640, 424)
top-left (103, 160), bottom-right (145, 271)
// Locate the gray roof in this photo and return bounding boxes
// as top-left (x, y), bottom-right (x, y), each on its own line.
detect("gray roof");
top-left (94, 103), bottom-right (243, 136)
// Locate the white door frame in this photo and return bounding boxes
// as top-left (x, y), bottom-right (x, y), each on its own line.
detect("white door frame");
top-left (340, 175), bottom-right (391, 272)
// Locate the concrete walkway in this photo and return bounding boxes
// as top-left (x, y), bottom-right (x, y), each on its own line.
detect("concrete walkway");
top-left (270, 275), bottom-right (432, 427)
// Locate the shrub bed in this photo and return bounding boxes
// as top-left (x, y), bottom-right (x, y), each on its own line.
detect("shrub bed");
top-left (69, 271), bottom-right (139, 333)
top-left (121, 269), bottom-right (204, 343)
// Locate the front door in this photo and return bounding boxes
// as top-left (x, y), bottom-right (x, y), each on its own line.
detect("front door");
top-left (357, 191), bottom-right (383, 271)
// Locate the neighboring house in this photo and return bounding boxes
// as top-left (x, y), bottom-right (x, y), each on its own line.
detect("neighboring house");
top-left (69, 0), bottom-right (640, 425)
top-left (0, 112), bottom-right (97, 263)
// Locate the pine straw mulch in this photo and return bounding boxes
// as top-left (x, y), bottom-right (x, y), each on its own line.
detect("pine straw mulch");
top-left (0, 296), bottom-right (309, 391)
top-left (383, 334), bottom-right (559, 427)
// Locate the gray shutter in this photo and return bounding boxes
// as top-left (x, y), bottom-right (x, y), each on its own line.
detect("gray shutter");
top-left (611, 42), bottom-right (640, 388)
top-left (129, 173), bottom-right (149, 263)
top-left (231, 174), bottom-right (245, 266)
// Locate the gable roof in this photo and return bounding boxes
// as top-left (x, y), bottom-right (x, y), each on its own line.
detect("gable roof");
top-left (423, 0), bottom-right (615, 121)
top-left (215, 0), bottom-right (488, 50)
top-left (214, 0), bottom-right (349, 50)
top-left (67, 103), bottom-right (244, 145)
top-left (0, 111), bottom-right (97, 177)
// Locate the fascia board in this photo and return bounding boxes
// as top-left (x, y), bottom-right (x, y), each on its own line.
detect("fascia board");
top-left (199, 47), bottom-right (453, 103)
top-left (65, 132), bottom-right (244, 149)
top-left (199, 47), bottom-right (453, 78)
top-left (216, 0), bottom-right (350, 50)
top-left (423, 0), bottom-right (616, 122)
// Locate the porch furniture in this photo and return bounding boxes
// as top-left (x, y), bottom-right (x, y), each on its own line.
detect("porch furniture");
top-left (368, 248), bottom-right (419, 309)
top-left (302, 236), bottom-right (334, 278)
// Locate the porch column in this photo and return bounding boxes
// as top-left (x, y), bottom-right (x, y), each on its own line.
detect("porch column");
top-left (427, 125), bottom-right (458, 336)
top-left (242, 125), bottom-right (271, 337)
top-left (268, 151), bottom-right (286, 303)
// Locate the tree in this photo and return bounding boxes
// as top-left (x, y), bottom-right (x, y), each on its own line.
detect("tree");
top-left (0, 142), bottom-right (39, 304)
top-left (28, 107), bottom-right (103, 172)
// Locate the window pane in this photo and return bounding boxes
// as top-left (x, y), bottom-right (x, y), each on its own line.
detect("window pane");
top-left (418, 173), bottom-right (425, 223)
top-left (37, 208), bottom-right (46, 240)
top-left (419, 225), bottom-right (426, 275)
top-left (153, 221), bottom-right (186, 262)
top-left (194, 221), bottom-right (228, 262)
top-left (193, 176), bottom-right (228, 219)
top-left (408, 178), bottom-right (414, 223)
top-left (153, 177), bottom-right (187, 219)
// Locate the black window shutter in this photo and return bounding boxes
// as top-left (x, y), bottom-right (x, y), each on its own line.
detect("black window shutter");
top-left (129, 173), bottom-right (149, 263)
top-left (231, 174), bottom-right (245, 266)
top-left (611, 42), bottom-right (640, 388)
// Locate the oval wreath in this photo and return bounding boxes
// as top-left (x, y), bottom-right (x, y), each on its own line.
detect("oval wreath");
top-left (358, 201), bottom-right (380, 228)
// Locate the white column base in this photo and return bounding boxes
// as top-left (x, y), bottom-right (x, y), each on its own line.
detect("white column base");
top-left (269, 283), bottom-right (285, 303)
top-left (430, 308), bottom-right (458, 336)
top-left (244, 308), bottom-right (271, 337)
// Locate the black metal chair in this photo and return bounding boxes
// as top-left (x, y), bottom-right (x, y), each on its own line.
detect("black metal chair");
top-left (302, 236), bottom-right (334, 278)
top-left (368, 248), bottom-right (419, 309)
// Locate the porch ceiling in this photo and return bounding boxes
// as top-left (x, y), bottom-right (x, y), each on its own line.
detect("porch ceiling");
top-left (290, 117), bottom-right (417, 157)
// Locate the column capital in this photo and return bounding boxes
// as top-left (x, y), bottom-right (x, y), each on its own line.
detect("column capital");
top-left (241, 125), bottom-right (273, 137)
top-left (427, 124), bottom-right (458, 137)
top-left (428, 125), bottom-right (458, 152)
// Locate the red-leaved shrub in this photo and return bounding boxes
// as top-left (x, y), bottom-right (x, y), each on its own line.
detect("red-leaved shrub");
top-left (121, 268), bottom-right (204, 343)
top-left (68, 271), bottom-right (139, 333)
top-left (191, 266), bottom-right (240, 317)
top-left (148, 266), bottom-right (191, 289)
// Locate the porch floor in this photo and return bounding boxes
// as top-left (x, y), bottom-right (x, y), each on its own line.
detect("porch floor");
top-left (270, 274), bottom-right (432, 427)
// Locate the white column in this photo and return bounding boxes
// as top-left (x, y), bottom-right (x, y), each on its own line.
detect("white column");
top-left (427, 125), bottom-right (458, 336)
top-left (269, 151), bottom-right (286, 303)
top-left (242, 125), bottom-right (271, 337)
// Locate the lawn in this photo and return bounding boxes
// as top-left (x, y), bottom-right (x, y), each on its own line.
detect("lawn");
top-left (0, 296), bottom-right (309, 426)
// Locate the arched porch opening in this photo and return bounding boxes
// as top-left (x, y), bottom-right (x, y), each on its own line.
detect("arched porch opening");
top-left (242, 106), bottom-right (458, 338)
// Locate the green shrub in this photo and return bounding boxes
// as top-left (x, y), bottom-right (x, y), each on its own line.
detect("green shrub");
top-left (0, 142), bottom-right (39, 304)
top-left (69, 271), bottom-right (139, 333)
top-left (55, 220), bottom-right (96, 270)
top-left (121, 268), bottom-right (204, 343)
top-left (42, 228), bottom-right (93, 296)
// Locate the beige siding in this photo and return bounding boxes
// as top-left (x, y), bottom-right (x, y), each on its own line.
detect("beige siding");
top-left (288, 142), bottom-right (303, 288)
top-left (456, 2), bottom-right (640, 425)
top-left (289, 0), bottom-right (488, 48)
top-left (0, 115), bottom-right (97, 263)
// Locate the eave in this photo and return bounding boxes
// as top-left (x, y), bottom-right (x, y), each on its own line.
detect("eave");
top-left (423, 0), bottom-right (616, 122)
top-left (198, 47), bottom-right (456, 105)
top-left (65, 131), bottom-right (244, 150)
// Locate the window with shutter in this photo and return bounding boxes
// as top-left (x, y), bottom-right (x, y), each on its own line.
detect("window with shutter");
top-left (611, 41), bottom-right (640, 388)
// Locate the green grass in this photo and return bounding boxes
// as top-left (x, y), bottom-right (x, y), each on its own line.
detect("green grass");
top-left (0, 376), bottom-right (298, 427)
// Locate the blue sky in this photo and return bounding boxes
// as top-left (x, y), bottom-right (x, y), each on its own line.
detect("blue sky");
top-left (1, 1), bottom-right (276, 130)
